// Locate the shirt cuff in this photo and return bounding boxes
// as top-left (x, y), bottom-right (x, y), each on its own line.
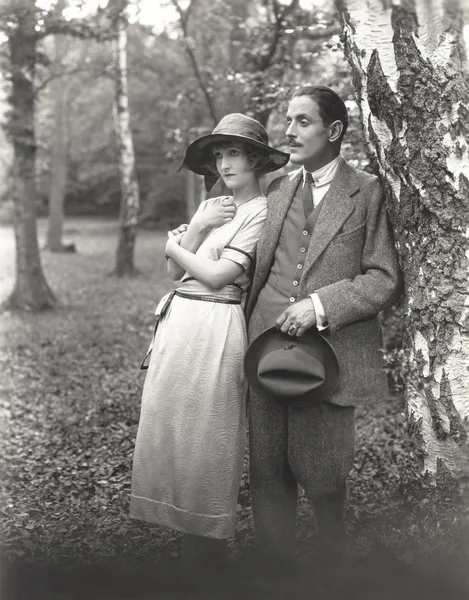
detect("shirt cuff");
top-left (310, 293), bottom-right (329, 331)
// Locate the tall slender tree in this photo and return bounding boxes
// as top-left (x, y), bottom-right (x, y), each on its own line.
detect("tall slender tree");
top-left (111, 0), bottom-right (140, 277)
top-left (46, 0), bottom-right (74, 253)
top-left (337, 0), bottom-right (469, 477)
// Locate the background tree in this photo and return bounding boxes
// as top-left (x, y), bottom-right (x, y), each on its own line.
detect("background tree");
top-left (45, 0), bottom-right (76, 253)
top-left (1, 0), bottom-right (363, 238)
top-left (110, 0), bottom-right (141, 277)
top-left (0, 0), bottom-right (127, 308)
top-left (167, 0), bottom-right (343, 211)
top-left (1, 0), bottom-right (56, 311)
top-left (337, 0), bottom-right (469, 477)
top-left (171, 0), bottom-right (218, 127)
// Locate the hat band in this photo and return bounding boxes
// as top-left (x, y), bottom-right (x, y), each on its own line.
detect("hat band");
top-left (211, 128), bottom-right (268, 146)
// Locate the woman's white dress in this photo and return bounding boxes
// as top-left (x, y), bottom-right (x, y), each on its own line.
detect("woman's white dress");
top-left (130, 195), bottom-right (267, 539)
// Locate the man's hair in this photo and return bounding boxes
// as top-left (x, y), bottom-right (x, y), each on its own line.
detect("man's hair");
top-left (202, 141), bottom-right (270, 176)
top-left (291, 85), bottom-right (349, 141)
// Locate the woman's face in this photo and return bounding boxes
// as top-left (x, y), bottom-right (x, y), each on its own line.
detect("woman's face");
top-left (212, 143), bottom-right (257, 190)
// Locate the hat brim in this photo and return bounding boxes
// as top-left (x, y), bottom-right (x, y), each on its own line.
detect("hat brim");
top-left (244, 327), bottom-right (340, 407)
top-left (177, 133), bottom-right (290, 191)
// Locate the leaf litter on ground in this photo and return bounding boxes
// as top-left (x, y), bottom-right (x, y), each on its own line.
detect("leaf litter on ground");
top-left (0, 219), bottom-right (468, 598)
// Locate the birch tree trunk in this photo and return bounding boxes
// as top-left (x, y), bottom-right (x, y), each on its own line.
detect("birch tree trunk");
top-left (112, 2), bottom-right (140, 277)
top-left (4, 0), bottom-right (56, 311)
top-left (46, 0), bottom-right (73, 253)
top-left (0, 74), bottom-right (12, 204)
top-left (337, 0), bottom-right (469, 477)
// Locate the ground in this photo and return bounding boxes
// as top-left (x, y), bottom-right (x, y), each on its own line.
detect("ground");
top-left (0, 218), bottom-right (468, 599)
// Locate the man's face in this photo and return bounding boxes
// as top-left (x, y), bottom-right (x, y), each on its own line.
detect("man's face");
top-left (285, 96), bottom-right (331, 168)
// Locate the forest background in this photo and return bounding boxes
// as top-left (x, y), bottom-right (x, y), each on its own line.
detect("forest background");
top-left (0, 0), bottom-right (363, 227)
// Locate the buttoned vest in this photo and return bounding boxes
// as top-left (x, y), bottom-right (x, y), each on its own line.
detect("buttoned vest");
top-left (257, 179), bottom-right (324, 327)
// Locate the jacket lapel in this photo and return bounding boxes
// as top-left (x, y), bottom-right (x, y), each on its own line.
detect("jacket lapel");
top-left (302, 159), bottom-right (359, 273)
top-left (252, 170), bottom-right (302, 291)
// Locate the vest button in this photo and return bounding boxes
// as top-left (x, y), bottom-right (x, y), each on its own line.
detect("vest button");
top-left (302, 230), bottom-right (308, 236)
top-left (297, 264), bottom-right (303, 270)
top-left (289, 297), bottom-right (295, 303)
top-left (293, 280), bottom-right (299, 286)
top-left (300, 247), bottom-right (306, 253)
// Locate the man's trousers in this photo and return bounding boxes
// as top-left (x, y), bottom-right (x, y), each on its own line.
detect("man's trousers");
top-left (248, 302), bottom-right (355, 554)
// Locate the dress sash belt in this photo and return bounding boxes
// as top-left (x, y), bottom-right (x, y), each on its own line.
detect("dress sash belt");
top-left (140, 288), bottom-right (242, 370)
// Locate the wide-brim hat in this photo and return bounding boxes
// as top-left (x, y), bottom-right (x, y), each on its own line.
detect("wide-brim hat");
top-left (244, 327), bottom-right (340, 407)
top-left (177, 113), bottom-right (290, 191)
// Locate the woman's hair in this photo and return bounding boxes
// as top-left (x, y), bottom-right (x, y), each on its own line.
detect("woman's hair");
top-left (292, 85), bottom-right (349, 141)
top-left (201, 141), bottom-right (271, 176)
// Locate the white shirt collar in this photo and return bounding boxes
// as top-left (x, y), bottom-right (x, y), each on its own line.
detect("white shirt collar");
top-left (303, 155), bottom-right (342, 187)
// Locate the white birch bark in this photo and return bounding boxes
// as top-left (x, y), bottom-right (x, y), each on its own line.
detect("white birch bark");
top-left (46, 0), bottom-right (71, 253)
top-left (112, 2), bottom-right (140, 276)
top-left (338, 0), bottom-right (469, 477)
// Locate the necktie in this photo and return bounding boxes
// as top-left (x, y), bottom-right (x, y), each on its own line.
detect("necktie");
top-left (303, 171), bottom-right (314, 218)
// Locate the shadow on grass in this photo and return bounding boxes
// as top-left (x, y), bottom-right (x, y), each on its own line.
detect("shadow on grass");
top-left (2, 548), bottom-right (468, 600)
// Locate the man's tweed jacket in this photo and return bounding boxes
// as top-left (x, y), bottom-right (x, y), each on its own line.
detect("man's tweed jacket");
top-left (246, 158), bottom-right (403, 407)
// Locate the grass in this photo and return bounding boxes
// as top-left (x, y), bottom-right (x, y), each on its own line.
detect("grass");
top-left (0, 219), bottom-right (182, 565)
top-left (1, 218), bottom-right (468, 599)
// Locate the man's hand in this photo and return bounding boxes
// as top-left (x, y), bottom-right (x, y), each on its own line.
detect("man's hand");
top-left (276, 298), bottom-right (317, 337)
top-left (190, 197), bottom-right (236, 232)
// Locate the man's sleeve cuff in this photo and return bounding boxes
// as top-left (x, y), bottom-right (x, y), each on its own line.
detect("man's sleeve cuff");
top-left (310, 293), bottom-right (329, 331)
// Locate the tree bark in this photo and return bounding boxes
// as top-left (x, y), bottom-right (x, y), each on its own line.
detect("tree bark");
top-left (337, 0), bottom-right (469, 477)
top-left (46, 0), bottom-right (73, 253)
top-left (112, 2), bottom-right (140, 277)
top-left (4, 0), bottom-right (56, 311)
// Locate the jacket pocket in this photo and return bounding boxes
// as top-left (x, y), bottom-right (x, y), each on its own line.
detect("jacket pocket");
top-left (334, 221), bottom-right (366, 242)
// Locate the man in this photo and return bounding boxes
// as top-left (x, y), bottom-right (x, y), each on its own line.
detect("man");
top-left (245, 86), bottom-right (403, 561)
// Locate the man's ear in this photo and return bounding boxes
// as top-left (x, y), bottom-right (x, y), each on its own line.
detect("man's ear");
top-left (329, 120), bottom-right (344, 143)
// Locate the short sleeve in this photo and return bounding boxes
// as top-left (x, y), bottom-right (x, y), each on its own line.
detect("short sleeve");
top-left (221, 207), bottom-right (267, 270)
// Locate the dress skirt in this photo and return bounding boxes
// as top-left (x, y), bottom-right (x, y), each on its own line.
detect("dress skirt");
top-left (130, 293), bottom-right (247, 539)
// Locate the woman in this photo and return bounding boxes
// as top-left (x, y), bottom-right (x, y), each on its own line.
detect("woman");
top-left (130, 114), bottom-right (289, 556)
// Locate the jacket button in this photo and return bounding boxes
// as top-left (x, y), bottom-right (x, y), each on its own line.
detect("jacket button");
top-left (302, 230), bottom-right (308, 236)
top-left (289, 297), bottom-right (295, 303)
top-left (300, 247), bottom-right (306, 253)
top-left (293, 280), bottom-right (299, 286)
top-left (297, 264), bottom-right (303, 270)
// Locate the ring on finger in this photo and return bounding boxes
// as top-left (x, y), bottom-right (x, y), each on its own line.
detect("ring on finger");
top-left (288, 324), bottom-right (297, 335)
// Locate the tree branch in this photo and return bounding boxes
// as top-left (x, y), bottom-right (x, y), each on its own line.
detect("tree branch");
top-left (257, 0), bottom-right (300, 72)
top-left (171, 0), bottom-right (218, 127)
top-left (297, 25), bottom-right (341, 41)
top-left (34, 64), bottom-right (109, 95)
top-left (280, 0), bottom-right (300, 20)
top-left (36, 0), bottom-right (125, 41)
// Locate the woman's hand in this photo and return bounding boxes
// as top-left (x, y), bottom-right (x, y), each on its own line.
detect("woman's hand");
top-left (190, 198), bottom-right (236, 232)
top-left (165, 230), bottom-right (184, 259)
top-left (170, 224), bottom-right (189, 236)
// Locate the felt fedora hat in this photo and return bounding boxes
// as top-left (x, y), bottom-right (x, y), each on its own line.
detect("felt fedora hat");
top-left (244, 327), bottom-right (340, 407)
top-left (177, 113), bottom-right (290, 191)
